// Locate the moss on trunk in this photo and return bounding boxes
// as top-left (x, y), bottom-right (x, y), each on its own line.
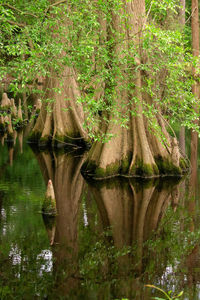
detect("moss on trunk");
top-left (42, 197), bottom-right (57, 216)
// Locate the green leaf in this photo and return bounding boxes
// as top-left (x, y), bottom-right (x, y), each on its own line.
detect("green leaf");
top-left (176, 291), bottom-right (183, 297)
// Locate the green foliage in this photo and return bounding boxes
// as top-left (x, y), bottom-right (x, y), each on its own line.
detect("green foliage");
top-left (0, 0), bottom-right (200, 140)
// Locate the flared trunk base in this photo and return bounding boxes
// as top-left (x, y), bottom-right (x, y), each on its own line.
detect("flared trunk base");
top-left (81, 155), bottom-right (188, 179)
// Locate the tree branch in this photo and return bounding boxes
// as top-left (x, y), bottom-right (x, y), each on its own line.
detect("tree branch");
top-left (42, 0), bottom-right (67, 25)
top-left (186, 7), bottom-right (197, 24)
top-left (3, 3), bottom-right (38, 18)
top-left (0, 17), bottom-right (25, 28)
top-left (50, 0), bottom-right (67, 7)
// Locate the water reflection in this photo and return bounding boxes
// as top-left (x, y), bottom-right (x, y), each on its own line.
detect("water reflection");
top-left (1, 137), bottom-right (200, 299)
top-left (184, 150), bottom-right (199, 299)
top-left (34, 149), bottom-right (85, 298)
top-left (83, 178), bottom-right (182, 299)
top-left (0, 135), bottom-right (49, 299)
top-left (33, 147), bottom-right (185, 299)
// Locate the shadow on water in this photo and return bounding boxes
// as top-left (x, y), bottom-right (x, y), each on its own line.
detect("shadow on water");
top-left (1, 136), bottom-right (200, 299)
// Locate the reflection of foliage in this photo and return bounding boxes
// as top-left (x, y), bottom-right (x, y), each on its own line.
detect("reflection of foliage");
top-left (78, 204), bottom-right (198, 282)
top-left (76, 186), bottom-right (200, 299)
top-left (0, 140), bottom-right (52, 299)
top-left (0, 141), bottom-right (45, 190)
top-left (146, 284), bottom-right (183, 300)
top-left (0, 142), bottom-right (200, 299)
top-left (142, 205), bottom-right (200, 298)
top-left (79, 229), bottom-right (132, 280)
top-left (144, 206), bottom-right (197, 266)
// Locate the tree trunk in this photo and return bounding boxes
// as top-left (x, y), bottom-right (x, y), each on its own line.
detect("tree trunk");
top-left (82, 0), bottom-right (188, 179)
top-left (29, 3), bottom-right (88, 147)
top-left (179, 0), bottom-right (186, 155)
top-left (29, 67), bottom-right (88, 147)
top-left (190, 0), bottom-right (199, 170)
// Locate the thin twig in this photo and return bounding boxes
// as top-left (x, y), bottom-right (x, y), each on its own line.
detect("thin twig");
top-left (42, 0), bottom-right (67, 25)
top-left (186, 7), bottom-right (197, 24)
top-left (145, 1), bottom-right (153, 22)
top-left (3, 3), bottom-right (38, 18)
top-left (50, 0), bottom-right (67, 7)
top-left (0, 17), bottom-right (25, 28)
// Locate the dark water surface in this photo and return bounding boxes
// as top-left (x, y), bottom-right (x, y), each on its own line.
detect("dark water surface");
top-left (0, 134), bottom-right (200, 299)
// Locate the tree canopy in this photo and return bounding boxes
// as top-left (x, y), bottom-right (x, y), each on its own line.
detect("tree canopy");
top-left (0, 0), bottom-right (199, 177)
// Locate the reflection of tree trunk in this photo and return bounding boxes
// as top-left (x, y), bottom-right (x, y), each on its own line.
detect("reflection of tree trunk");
top-left (186, 127), bottom-right (199, 290)
top-left (18, 131), bottom-right (23, 154)
top-left (8, 147), bottom-right (14, 166)
top-left (0, 191), bottom-right (3, 225)
top-left (87, 178), bottom-right (180, 298)
top-left (54, 154), bottom-right (85, 296)
top-left (32, 149), bottom-right (85, 297)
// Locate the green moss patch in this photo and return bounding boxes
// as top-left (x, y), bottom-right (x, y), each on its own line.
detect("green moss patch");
top-left (129, 157), bottom-right (159, 177)
top-left (42, 197), bottom-right (57, 216)
top-left (155, 155), bottom-right (182, 176)
top-left (179, 157), bottom-right (189, 172)
top-left (82, 156), bottom-right (132, 179)
top-left (120, 153), bottom-right (132, 174)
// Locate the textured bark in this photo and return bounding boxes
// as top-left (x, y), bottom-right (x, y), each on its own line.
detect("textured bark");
top-left (82, 0), bottom-right (187, 179)
top-left (1, 93), bottom-right (11, 108)
top-left (29, 3), bottom-right (88, 147)
top-left (179, 0), bottom-right (186, 155)
top-left (30, 67), bottom-right (88, 147)
top-left (190, 0), bottom-right (199, 169)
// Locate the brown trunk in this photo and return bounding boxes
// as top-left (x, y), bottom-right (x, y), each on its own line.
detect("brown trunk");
top-left (179, 0), bottom-right (186, 155)
top-left (29, 4), bottom-right (88, 147)
top-left (30, 67), bottom-right (88, 147)
top-left (82, 0), bottom-right (187, 179)
top-left (190, 0), bottom-right (199, 167)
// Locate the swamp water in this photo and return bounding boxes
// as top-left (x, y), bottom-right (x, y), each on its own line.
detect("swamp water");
top-left (0, 134), bottom-right (200, 299)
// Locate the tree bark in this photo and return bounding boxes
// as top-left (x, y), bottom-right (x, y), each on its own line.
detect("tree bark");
top-left (29, 67), bottom-right (88, 147)
top-left (29, 3), bottom-right (88, 147)
top-left (190, 0), bottom-right (199, 170)
top-left (82, 0), bottom-right (188, 179)
top-left (179, 0), bottom-right (186, 155)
